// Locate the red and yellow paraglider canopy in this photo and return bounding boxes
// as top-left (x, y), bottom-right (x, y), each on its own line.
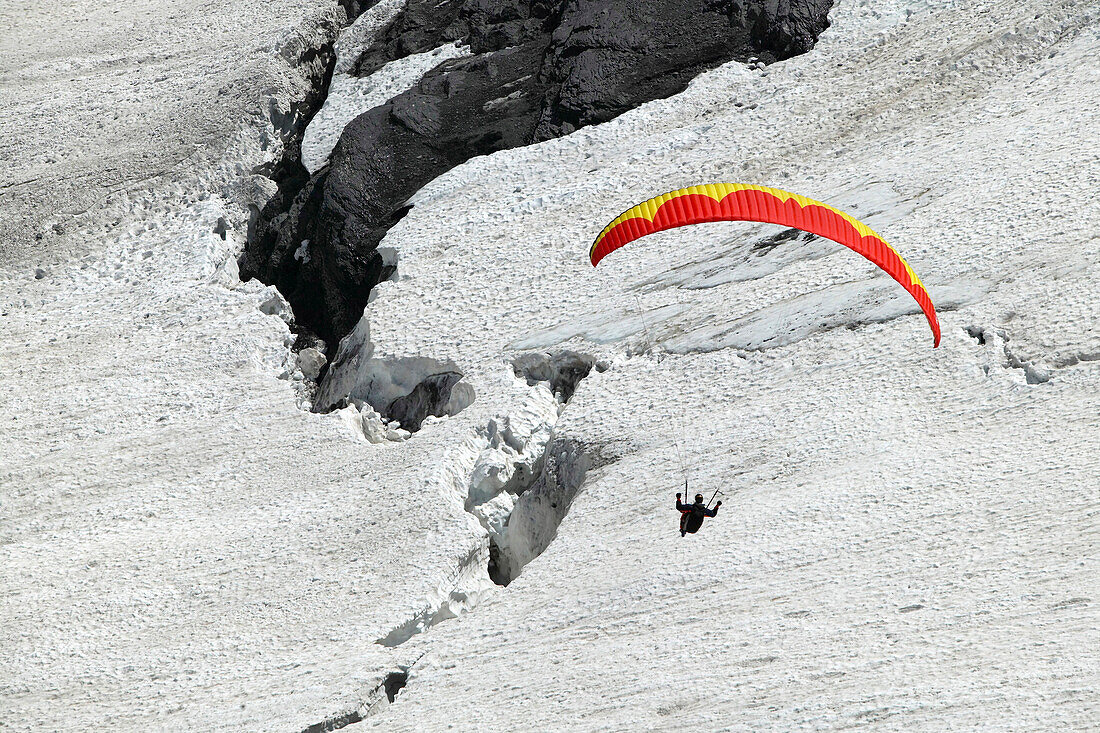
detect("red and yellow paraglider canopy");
top-left (590, 183), bottom-right (940, 346)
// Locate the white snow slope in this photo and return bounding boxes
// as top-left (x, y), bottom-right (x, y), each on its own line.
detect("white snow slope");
top-left (2, 0), bottom-right (1099, 730)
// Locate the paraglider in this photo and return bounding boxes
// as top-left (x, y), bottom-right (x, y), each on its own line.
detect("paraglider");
top-left (590, 183), bottom-right (940, 346)
top-left (676, 492), bottom-right (721, 537)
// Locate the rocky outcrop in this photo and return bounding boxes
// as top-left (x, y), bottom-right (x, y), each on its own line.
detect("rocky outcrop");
top-left (241, 0), bottom-right (833, 350)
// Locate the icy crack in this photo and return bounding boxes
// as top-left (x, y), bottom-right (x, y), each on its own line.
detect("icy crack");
top-left (457, 353), bottom-right (599, 587)
top-left (965, 325), bottom-right (1051, 384)
top-left (511, 349), bottom-right (607, 402)
top-left (300, 664), bottom-right (415, 732)
top-left (375, 544), bottom-right (493, 647)
top-left (315, 316), bottom-right (475, 431)
top-left (300, 709), bottom-right (363, 733)
top-left (374, 351), bottom-right (598, 649)
top-left (486, 436), bottom-right (590, 586)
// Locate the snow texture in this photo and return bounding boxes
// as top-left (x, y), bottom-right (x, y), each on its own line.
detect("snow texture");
top-left (3, 0), bottom-right (1100, 730)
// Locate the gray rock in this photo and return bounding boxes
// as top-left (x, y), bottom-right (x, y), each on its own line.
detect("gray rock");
top-left (297, 347), bottom-right (327, 380)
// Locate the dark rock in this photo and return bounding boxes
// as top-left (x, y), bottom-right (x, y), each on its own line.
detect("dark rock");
top-left (351, 0), bottom-right (555, 77)
top-left (535, 0), bottom-right (757, 139)
top-left (244, 0), bottom-right (833, 350)
top-left (730, 0), bottom-right (834, 59)
top-left (385, 371), bottom-right (464, 431)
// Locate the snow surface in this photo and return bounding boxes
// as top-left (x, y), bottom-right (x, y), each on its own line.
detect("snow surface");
top-left (3, 0), bottom-right (1099, 730)
top-left (0, 0), bottom-right (348, 269)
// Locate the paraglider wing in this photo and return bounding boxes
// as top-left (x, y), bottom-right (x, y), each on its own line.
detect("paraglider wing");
top-left (590, 183), bottom-right (940, 346)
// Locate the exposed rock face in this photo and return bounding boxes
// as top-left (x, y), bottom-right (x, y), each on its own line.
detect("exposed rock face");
top-left (241, 0), bottom-right (833, 350)
top-left (385, 371), bottom-right (466, 431)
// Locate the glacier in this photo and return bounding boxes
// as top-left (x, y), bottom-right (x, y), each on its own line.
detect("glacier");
top-left (1, 0), bottom-right (1098, 730)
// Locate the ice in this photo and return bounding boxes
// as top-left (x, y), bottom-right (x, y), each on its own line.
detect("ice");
top-left (3, 0), bottom-right (1099, 729)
